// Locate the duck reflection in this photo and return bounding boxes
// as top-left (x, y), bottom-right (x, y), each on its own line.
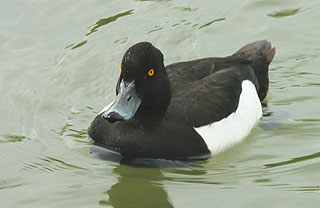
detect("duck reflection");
top-left (100, 165), bottom-right (174, 208)
top-left (91, 145), bottom-right (208, 207)
top-left (90, 145), bottom-right (204, 168)
top-left (91, 145), bottom-right (207, 208)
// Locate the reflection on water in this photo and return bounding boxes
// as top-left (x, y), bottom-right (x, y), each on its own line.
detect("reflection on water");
top-left (22, 155), bottom-right (86, 173)
top-left (70, 40), bottom-right (88, 50)
top-left (0, 134), bottom-right (30, 143)
top-left (260, 106), bottom-right (289, 131)
top-left (173, 6), bottom-right (199, 12)
top-left (90, 145), bottom-right (203, 168)
top-left (146, 26), bottom-right (164, 34)
top-left (0, 182), bottom-right (28, 191)
top-left (265, 152), bottom-right (320, 168)
top-left (67, 9), bottom-right (134, 50)
top-left (2, 0), bottom-right (320, 206)
top-left (267, 8), bottom-right (302, 18)
top-left (86, 9), bottom-right (134, 36)
top-left (100, 166), bottom-right (174, 208)
top-left (293, 185), bottom-right (320, 192)
top-left (198, 17), bottom-right (225, 29)
top-left (114, 37), bottom-right (128, 44)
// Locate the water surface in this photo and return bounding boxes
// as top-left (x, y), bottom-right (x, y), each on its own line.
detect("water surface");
top-left (1, 0), bottom-right (320, 207)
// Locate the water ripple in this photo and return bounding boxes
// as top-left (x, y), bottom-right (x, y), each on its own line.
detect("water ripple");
top-left (67, 9), bottom-right (134, 50)
top-left (267, 8), bottom-right (302, 18)
top-left (198, 18), bottom-right (225, 29)
top-left (86, 9), bottom-right (134, 36)
top-left (147, 27), bottom-right (164, 34)
top-left (0, 134), bottom-right (30, 143)
top-left (293, 185), bottom-right (320, 192)
top-left (0, 182), bottom-right (29, 191)
top-left (22, 156), bottom-right (86, 173)
top-left (265, 152), bottom-right (320, 169)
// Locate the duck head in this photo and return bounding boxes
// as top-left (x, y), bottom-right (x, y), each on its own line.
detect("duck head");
top-left (102, 42), bottom-right (171, 124)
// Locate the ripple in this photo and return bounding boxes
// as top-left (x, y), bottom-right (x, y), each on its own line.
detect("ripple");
top-left (64, 128), bottom-right (87, 139)
top-left (293, 185), bottom-right (320, 192)
top-left (114, 37), bottom-right (128, 44)
top-left (146, 26), bottom-right (163, 34)
top-left (51, 106), bottom-right (88, 140)
top-left (264, 184), bottom-right (320, 193)
top-left (0, 179), bottom-right (29, 191)
top-left (265, 152), bottom-right (320, 168)
top-left (254, 178), bottom-right (273, 183)
top-left (198, 18), bottom-right (225, 29)
top-left (71, 40), bottom-right (88, 50)
top-left (0, 134), bottom-right (30, 143)
top-left (66, 9), bottom-right (134, 50)
top-left (273, 95), bottom-right (315, 105)
top-left (22, 156), bottom-right (86, 173)
top-left (86, 9), bottom-right (134, 36)
top-left (267, 8), bottom-right (302, 18)
top-left (174, 6), bottom-right (199, 12)
top-left (135, 0), bottom-right (171, 1)
top-left (294, 118), bottom-right (320, 123)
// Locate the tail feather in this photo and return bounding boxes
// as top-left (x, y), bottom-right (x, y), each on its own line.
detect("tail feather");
top-left (234, 39), bottom-right (276, 63)
top-left (233, 40), bottom-right (276, 101)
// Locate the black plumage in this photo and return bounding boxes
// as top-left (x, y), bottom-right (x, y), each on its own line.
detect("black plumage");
top-left (88, 40), bottom-right (275, 160)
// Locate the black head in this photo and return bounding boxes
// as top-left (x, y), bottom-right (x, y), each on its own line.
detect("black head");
top-left (102, 42), bottom-right (171, 124)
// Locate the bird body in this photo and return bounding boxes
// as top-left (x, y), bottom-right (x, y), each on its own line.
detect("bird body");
top-left (88, 40), bottom-right (275, 160)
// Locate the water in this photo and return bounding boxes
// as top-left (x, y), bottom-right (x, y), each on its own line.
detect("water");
top-left (1, 0), bottom-right (320, 207)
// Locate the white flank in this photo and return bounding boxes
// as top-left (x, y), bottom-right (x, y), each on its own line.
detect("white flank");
top-left (194, 80), bottom-right (262, 155)
top-left (99, 101), bottom-right (114, 114)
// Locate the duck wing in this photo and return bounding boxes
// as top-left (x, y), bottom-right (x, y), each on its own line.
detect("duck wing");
top-left (166, 59), bottom-right (256, 127)
top-left (165, 40), bottom-right (275, 127)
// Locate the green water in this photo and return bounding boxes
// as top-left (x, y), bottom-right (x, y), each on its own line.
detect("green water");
top-left (1, 0), bottom-right (320, 207)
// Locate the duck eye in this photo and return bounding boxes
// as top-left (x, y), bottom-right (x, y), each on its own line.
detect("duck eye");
top-left (148, 69), bottom-right (155, 77)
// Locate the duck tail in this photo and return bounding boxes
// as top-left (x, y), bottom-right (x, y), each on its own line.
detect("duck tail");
top-left (233, 39), bottom-right (276, 101)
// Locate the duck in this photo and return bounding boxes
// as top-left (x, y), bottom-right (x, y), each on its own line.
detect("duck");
top-left (88, 40), bottom-right (275, 160)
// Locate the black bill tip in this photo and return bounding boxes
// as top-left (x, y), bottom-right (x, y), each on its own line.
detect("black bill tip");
top-left (102, 111), bottom-right (124, 123)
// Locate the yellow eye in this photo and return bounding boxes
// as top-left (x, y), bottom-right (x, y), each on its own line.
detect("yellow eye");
top-left (148, 69), bottom-right (154, 77)
top-left (120, 66), bottom-right (122, 72)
